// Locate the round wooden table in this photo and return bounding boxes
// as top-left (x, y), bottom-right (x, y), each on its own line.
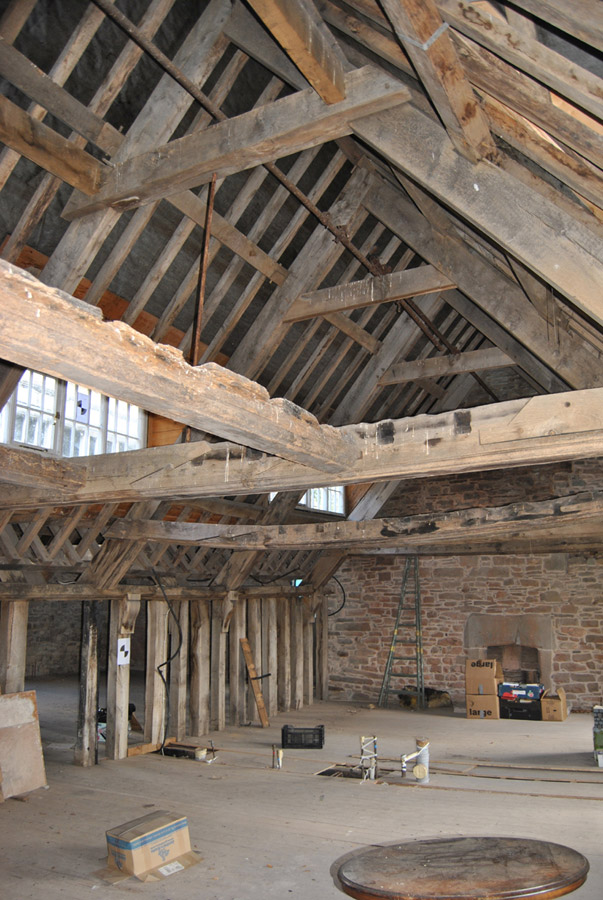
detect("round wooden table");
top-left (335, 836), bottom-right (589, 900)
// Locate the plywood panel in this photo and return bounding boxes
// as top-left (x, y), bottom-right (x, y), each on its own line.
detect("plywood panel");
top-left (0, 691), bottom-right (46, 798)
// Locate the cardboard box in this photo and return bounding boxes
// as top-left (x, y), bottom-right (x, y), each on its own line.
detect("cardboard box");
top-left (466, 694), bottom-right (500, 719)
top-left (498, 682), bottom-right (544, 700)
top-left (101, 810), bottom-right (200, 883)
top-left (465, 659), bottom-right (503, 695)
top-left (541, 687), bottom-right (568, 721)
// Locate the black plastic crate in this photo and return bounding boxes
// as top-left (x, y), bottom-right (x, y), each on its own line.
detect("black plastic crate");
top-left (281, 725), bottom-right (325, 749)
top-left (499, 698), bottom-right (542, 721)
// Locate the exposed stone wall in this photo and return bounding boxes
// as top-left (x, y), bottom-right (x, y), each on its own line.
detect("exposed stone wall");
top-left (325, 459), bottom-right (603, 711)
top-left (26, 601), bottom-right (110, 677)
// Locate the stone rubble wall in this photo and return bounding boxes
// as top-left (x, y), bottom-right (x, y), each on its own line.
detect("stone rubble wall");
top-left (325, 459), bottom-right (603, 711)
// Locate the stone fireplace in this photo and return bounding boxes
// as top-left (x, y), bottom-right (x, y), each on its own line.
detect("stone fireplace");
top-left (464, 614), bottom-right (553, 688)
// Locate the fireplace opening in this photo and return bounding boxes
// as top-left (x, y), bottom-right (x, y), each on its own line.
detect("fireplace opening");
top-left (487, 644), bottom-right (540, 684)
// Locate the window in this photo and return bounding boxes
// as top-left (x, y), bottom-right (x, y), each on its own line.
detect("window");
top-left (271, 485), bottom-right (345, 515)
top-left (0, 369), bottom-right (146, 457)
top-left (299, 485), bottom-right (345, 515)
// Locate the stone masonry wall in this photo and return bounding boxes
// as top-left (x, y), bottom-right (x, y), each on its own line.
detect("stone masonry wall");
top-left (325, 459), bottom-right (603, 711)
top-left (26, 601), bottom-right (109, 677)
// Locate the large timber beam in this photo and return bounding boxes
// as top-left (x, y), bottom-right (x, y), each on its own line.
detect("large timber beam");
top-left (501, 0), bottom-right (603, 55)
top-left (0, 444), bottom-right (84, 489)
top-left (352, 108), bottom-right (603, 325)
top-left (0, 582), bottom-right (315, 602)
top-left (284, 264), bottom-right (455, 322)
top-left (380, 0), bottom-right (496, 161)
top-left (438, 0), bottom-right (603, 122)
top-left (363, 174), bottom-right (603, 388)
top-left (0, 93), bottom-right (104, 195)
top-left (62, 66), bottom-right (409, 219)
top-left (104, 491), bottom-right (603, 553)
top-left (379, 346), bottom-right (513, 385)
top-left (2, 388), bottom-right (603, 509)
top-left (0, 260), bottom-right (355, 473)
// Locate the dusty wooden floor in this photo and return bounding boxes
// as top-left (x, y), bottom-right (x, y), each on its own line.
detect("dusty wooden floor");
top-left (1, 675), bottom-right (602, 899)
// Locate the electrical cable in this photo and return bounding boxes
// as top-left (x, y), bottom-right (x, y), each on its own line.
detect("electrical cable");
top-left (250, 566), bottom-right (302, 585)
top-left (328, 575), bottom-right (346, 616)
top-left (152, 568), bottom-right (184, 752)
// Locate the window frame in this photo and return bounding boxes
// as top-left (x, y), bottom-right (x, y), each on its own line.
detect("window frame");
top-left (0, 369), bottom-right (147, 458)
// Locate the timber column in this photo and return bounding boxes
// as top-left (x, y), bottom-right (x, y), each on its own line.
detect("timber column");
top-left (0, 600), bottom-right (28, 693)
top-left (106, 593), bottom-right (140, 760)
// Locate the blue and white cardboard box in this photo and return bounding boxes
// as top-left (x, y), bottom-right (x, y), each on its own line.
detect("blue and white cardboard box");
top-left (101, 810), bottom-right (200, 882)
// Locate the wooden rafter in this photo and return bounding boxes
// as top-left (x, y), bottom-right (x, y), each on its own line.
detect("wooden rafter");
top-left (380, 0), bottom-right (496, 161)
top-left (363, 175), bottom-right (603, 388)
top-left (244, 0), bottom-right (347, 103)
top-left (353, 109), bottom-right (603, 325)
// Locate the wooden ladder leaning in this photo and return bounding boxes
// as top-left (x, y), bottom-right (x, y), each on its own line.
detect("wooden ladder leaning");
top-left (240, 638), bottom-right (270, 727)
top-left (378, 556), bottom-right (425, 709)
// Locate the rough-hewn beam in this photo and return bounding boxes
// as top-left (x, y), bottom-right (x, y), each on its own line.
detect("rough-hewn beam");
top-left (439, 0), bottom-right (603, 123)
top-left (363, 175), bottom-right (603, 387)
top-left (0, 582), bottom-right (315, 602)
top-left (3, 388), bottom-right (603, 509)
top-left (245, 0), bottom-right (347, 103)
top-left (0, 93), bottom-right (104, 195)
top-left (63, 66), bottom-right (409, 219)
top-left (0, 261), bottom-right (356, 473)
top-left (352, 109), bottom-right (603, 325)
top-left (225, 1), bottom-right (311, 91)
top-left (0, 444), bottom-right (85, 489)
top-left (285, 264), bottom-right (455, 321)
top-left (105, 491), bottom-right (603, 551)
top-left (381, 0), bottom-right (496, 161)
top-left (0, 36), bottom-right (123, 153)
top-left (379, 347), bottom-right (513, 385)
top-left (500, 0), bottom-right (603, 55)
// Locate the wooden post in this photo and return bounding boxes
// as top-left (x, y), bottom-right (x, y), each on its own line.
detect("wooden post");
top-left (144, 599), bottom-right (169, 745)
top-left (106, 593), bottom-right (140, 760)
top-left (0, 600), bottom-right (28, 693)
top-left (262, 596), bottom-right (278, 717)
top-left (277, 597), bottom-right (291, 712)
top-left (290, 596), bottom-right (304, 710)
top-left (303, 605), bottom-right (314, 707)
top-left (315, 596), bottom-right (329, 700)
top-left (229, 598), bottom-right (246, 726)
top-left (168, 600), bottom-right (189, 741)
top-left (247, 597), bottom-right (261, 724)
top-left (190, 599), bottom-right (210, 736)
top-left (74, 600), bottom-right (99, 767)
top-left (210, 598), bottom-right (227, 731)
